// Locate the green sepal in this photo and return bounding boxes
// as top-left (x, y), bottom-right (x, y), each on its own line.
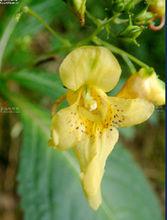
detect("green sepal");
top-left (135, 7), bottom-right (154, 25)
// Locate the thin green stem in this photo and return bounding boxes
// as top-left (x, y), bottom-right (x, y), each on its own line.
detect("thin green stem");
top-left (84, 11), bottom-right (150, 70)
top-left (77, 12), bottom-right (120, 47)
top-left (22, 6), bottom-right (71, 47)
top-left (122, 54), bottom-right (136, 73)
top-left (86, 10), bottom-right (120, 27)
top-left (100, 13), bottom-right (120, 26)
top-left (93, 37), bottom-right (150, 69)
top-left (76, 26), bottom-right (102, 46)
top-left (86, 10), bottom-right (101, 26)
top-left (77, 14), bottom-right (118, 46)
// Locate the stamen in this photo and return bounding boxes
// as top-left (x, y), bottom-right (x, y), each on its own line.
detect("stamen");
top-left (83, 89), bottom-right (98, 112)
top-left (89, 101), bottom-right (97, 111)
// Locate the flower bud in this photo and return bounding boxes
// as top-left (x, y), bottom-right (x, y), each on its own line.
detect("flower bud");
top-left (112, 0), bottom-right (142, 12)
top-left (63, 0), bottom-right (86, 25)
top-left (119, 24), bottom-right (144, 45)
top-left (135, 8), bottom-right (154, 25)
top-left (147, 0), bottom-right (165, 17)
top-left (112, 0), bottom-right (125, 12)
top-left (117, 68), bottom-right (165, 106)
top-left (120, 25), bottom-right (143, 38)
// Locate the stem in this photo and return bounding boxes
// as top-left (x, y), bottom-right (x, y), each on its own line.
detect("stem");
top-left (86, 11), bottom-right (100, 26)
top-left (93, 37), bottom-right (150, 69)
top-left (76, 26), bottom-right (102, 46)
top-left (86, 10), bottom-right (120, 27)
top-left (122, 54), bottom-right (136, 73)
top-left (22, 6), bottom-right (71, 47)
top-left (100, 13), bottom-right (120, 26)
top-left (77, 14), bottom-right (118, 46)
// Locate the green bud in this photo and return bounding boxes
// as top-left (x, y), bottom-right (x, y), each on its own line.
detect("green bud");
top-left (112, 0), bottom-right (142, 12)
top-left (112, 0), bottom-right (125, 12)
top-left (63, 0), bottom-right (86, 25)
top-left (135, 7), bottom-right (154, 25)
top-left (120, 25), bottom-right (143, 38)
top-left (119, 21), bottom-right (144, 46)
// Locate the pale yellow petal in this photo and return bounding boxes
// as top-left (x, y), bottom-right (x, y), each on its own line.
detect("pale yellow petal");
top-left (50, 103), bottom-right (84, 150)
top-left (59, 46), bottom-right (121, 92)
top-left (75, 127), bottom-right (119, 210)
top-left (66, 90), bottom-right (80, 105)
top-left (109, 97), bottom-right (154, 127)
top-left (148, 0), bottom-right (165, 17)
top-left (117, 69), bottom-right (165, 106)
top-left (67, 86), bottom-right (110, 122)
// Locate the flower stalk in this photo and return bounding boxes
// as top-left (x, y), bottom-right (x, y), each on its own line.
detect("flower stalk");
top-left (22, 6), bottom-right (71, 47)
top-left (92, 37), bottom-right (151, 70)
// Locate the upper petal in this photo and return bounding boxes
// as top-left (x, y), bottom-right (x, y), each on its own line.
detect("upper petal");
top-left (49, 103), bottom-right (84, 150)
top-left (59, 46), bottom-right (121, 92)
top-left (74, 127), bottom-right (119, 210)
top-left (109, 97), bottom-right (154, 127)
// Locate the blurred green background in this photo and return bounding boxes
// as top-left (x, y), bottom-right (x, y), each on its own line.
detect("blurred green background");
top-left (0, 0), bottom-right (165, 220)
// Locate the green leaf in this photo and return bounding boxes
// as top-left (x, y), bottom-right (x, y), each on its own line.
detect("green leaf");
top-left (2, 0), bottom-right (67, 68)
top-left (0, 15), bottom-right (18, 71)
top-left (10, 94), bottom-right (162, 220)
top-left (8, 69), bottom-right (66, 100)
top-left (15, 0), bottom-right (65, 37)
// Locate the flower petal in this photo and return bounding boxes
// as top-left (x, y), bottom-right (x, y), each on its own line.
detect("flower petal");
top-left (50, 103), bottom-right (84, 150)
top-left (60, 46), bottom-right (121, 92)
top-left (117, 69), bottom-right (165, 106)
top-left (74, 127), bottom-right (119, 210)
top-left (109, 97), bottom-right (154, 127)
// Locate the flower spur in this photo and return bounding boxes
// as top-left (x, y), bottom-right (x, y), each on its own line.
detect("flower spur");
top-left (49, 46), bottom-right (154, 210)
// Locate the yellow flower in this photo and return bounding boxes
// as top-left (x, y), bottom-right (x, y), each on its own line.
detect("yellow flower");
top-left (117, 68), bottom-right (165, 106)
top-left (49, 46), bottom-right (154, 210)
top-left (147, 0), bottom-right (165, 17)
